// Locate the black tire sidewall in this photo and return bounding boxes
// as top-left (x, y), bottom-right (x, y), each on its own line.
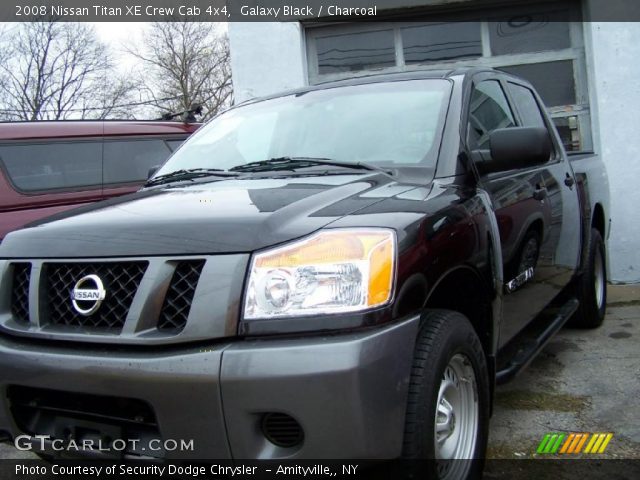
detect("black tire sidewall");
top-left (403, 310), bottom-right (490, 479)
top-left (591, 231), bottom-right (607, 319)
top-left (577, 228), bottom-right (607, 328)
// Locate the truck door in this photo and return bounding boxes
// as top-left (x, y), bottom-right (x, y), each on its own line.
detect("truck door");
top-left (466, 77), bottom-right (579, 348)
top-left (505, 79), bottom-right (581, 287)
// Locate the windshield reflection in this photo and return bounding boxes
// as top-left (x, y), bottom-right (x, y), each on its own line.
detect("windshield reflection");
top-left (156, 79), bottom-right (452, 177)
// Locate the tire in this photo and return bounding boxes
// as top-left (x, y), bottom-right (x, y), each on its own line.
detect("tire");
top-left (570, 228), bottom-right (607, 328)
top-left (402, 310), bottom-right (490, 480)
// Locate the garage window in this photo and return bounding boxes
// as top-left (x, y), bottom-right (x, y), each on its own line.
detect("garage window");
top-left (488, 9), bottom-right (571, 55)
top-left (402, 22), bottom-right (482, 64)
top-left (500, 61), bottom-right (576, 108)
top-left (316, 29), bottom-right (396, 74)
top-left (306, 1), bottom-right (590, 152)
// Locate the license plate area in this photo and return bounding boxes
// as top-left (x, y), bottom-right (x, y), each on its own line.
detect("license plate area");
top-left (7, 385), bottom-right (162, 458)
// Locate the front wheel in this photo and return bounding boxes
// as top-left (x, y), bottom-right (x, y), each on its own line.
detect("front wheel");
top-left (402, 310), bottom-right (490, 480)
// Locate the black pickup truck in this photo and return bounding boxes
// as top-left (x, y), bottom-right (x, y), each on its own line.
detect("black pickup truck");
top-left (0, 68), bottom-right (609, 478)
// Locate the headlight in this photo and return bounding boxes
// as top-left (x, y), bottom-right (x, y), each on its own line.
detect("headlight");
top-left (244, 229), bottom-right (396, 319)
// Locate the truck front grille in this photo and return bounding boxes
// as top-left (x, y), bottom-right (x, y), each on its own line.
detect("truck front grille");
top-left (158, 260), bottom-right (205, 333)
top-left (44, 262), bottom-right (147, 331)
top-left (2, 254), bottom-right (243, 344)
top-left (10, 263), bottom-right (31, 325)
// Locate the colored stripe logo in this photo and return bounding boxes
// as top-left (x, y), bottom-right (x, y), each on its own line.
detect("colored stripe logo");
top-left (537, 433), bottom-right (613, 454)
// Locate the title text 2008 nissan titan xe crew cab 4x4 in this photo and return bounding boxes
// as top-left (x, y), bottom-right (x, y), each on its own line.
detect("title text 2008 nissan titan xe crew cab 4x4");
top-left (0, 69), bottom-right (609, 479)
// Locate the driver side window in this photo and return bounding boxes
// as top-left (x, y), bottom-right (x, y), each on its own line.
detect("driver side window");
top-left (467, 80), bottom-right (515, 150)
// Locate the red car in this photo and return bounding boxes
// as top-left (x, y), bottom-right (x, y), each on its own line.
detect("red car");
top-left (0, 121), bottom-right (200, 240)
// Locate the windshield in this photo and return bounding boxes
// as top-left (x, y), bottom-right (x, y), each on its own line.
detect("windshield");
top-left (155, 79), bottom-right (452, 176)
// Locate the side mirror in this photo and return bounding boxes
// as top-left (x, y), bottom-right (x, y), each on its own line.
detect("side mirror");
top-left (147, 165), bottom-right (160, 180)
top-left (475, 127), bottom-right (551, 174)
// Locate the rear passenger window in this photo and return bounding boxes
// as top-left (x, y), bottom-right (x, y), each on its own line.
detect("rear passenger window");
top-left (0, 142), bottom-right (101, 192)
top-left (103, 139), bottom-right (173, 184)
top-left (467, 80), bottom-right (515, 150)
top-left (166, 139), bottom-right (186, 152)
top-left (508, 83), bottom-right (547, 128)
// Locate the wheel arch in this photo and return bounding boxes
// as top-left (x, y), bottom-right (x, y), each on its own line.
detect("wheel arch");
top-left (423, 265), bottom-right (495, 360)
top-left (528, 217), bottom-right (544, 239)
top-left (592, 203), bottom-right (606, 238)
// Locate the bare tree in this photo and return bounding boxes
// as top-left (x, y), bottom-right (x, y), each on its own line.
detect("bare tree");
top-left (0, 49), bottom-right (10, 117)
top-left (129, 22), bottom-right (233, 121)
top-left (78, 76), bottom-right (142, 120)
top-left (0, 21), bottom-right (132, 121)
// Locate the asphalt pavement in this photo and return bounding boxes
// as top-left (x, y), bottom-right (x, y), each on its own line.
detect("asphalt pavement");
top-left (489, 286), bottom-right (640, 459)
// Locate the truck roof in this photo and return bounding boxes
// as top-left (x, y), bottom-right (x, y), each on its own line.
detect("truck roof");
top-left (0, 120), bottom-right (201, 141)
top-left (316, 67), bottom-right (505, 85)
top-left (237, 67), bottom-right (514, 107)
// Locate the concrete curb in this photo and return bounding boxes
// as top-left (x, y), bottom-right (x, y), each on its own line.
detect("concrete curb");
top-left (607, 284), bottom-right (640, 305)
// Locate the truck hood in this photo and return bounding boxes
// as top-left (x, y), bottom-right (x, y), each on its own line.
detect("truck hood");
top-left (0, 174), bottom-right (417, 258)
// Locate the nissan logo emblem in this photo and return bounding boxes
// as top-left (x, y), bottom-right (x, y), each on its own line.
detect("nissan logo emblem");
top-left (70, 274), bottom-right (106, 316)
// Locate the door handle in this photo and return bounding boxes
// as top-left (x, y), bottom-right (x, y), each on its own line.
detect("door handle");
top-left (564, 173), bottom-right (575, 188)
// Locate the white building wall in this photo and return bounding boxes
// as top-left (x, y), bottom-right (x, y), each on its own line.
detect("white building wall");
top-left (228, 23), bottom-right (308, 103)
top-left (227, 18), bottom-right (640, 283)
top-left (584, 21), bottom-right (640, 283)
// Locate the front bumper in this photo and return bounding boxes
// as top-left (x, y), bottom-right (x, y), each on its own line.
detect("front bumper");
top-left (0, 316), bottom-right (419, 459)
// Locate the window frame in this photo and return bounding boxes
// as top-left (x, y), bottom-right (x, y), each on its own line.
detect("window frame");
top-left (465, 79), bottom-right (516, 151)
top-left (504, 78), bottom-right (563, 165)
top-left (462, 73), bottom-right (564, 175)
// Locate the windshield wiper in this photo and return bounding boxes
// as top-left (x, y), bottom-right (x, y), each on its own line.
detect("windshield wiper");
top-left (147, 158), bottom-right (392, 186)
top-left (228, 157), bottom-right (393, 175)
top-left (145, 168), bottom-right (237, 187)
